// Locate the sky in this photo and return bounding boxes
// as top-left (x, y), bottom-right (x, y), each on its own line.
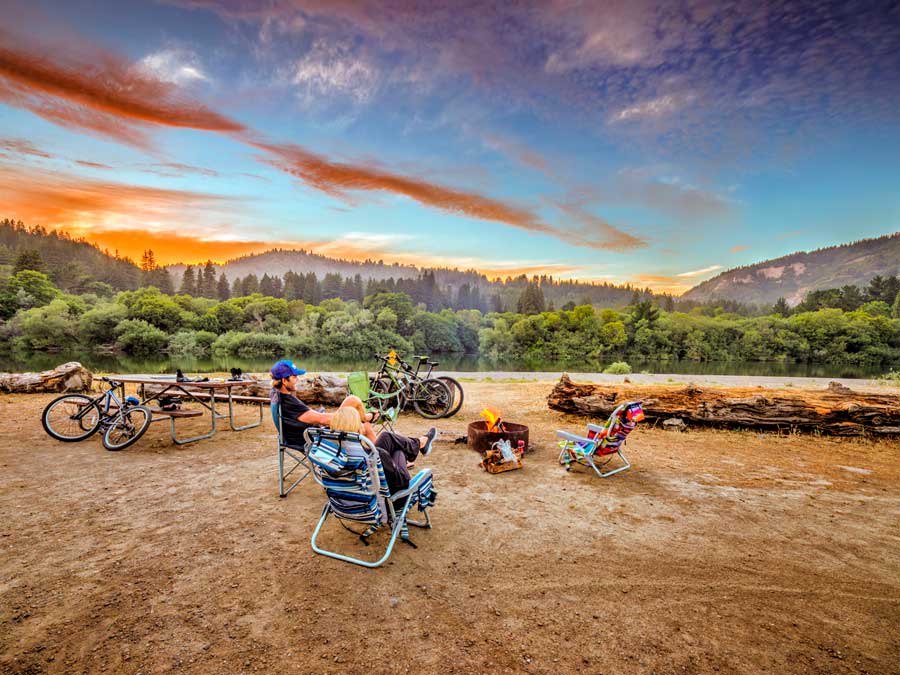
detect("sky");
top-left (1, 0), bottom-right (899, 294)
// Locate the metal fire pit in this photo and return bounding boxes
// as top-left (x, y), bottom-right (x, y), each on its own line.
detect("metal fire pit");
top-left (467, 421), bottom-right (529, 454)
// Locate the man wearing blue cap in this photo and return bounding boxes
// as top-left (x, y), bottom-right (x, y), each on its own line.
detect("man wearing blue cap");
top-left (270, 359), bottom-right (378, 447)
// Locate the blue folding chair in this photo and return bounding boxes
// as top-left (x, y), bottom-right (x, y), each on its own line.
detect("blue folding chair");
top-left (272, 394), bottom-right (310, 498)
top-left (306, 428), bottom-right (436, 568)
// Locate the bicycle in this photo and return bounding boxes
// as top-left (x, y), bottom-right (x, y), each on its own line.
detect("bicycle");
top-left (397, 354), bottom-right (464, 418)
top-left (370, 353), bottom-right (453, 419)
top-left (41, 377), bottom-right (153, 451)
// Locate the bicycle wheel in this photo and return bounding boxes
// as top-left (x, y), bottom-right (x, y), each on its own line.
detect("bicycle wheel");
top-left (42, 394), bottom-right (101, 441)
top-left (102, 406), bottom-right (152, 451)
top-left (437, 376), bottom-right (464, 418)
top-left (371, 377), bottom-right (406, 411)
top-left (412, 378), bottom-right (453, 419)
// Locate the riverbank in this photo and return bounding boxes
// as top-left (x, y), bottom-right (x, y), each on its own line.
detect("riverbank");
top-left (2, 382), bottom-right (898, 674)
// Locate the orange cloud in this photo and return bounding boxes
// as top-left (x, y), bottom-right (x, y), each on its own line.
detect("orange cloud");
top-left (552, 201), bottom-right (649, 250)
top-left (0, 164), bottom-right (243, 237)
top-left (730, 244), bottom-right (747, 253)
top-left (255, 140), bottom-right (550, 230)
top-left (0, 32), bottom-right (245, 147)
top-left (74, 159), bottom-right (114, 170)
top-left (628, 273), bottom-right (694, 295)
top-left (0, 136), bottom-right (52, 158)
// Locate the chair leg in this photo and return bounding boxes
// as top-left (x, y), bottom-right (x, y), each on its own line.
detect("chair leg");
top-left (588, 449), bottom-right (630, 477)
top-left (279, 446), bottom-right (310, 497)
top-left (310, 504), bottom-right (404, 569)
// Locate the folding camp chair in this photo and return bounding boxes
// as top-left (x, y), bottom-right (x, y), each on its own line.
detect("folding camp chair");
top-left (347, 371), bottom-right (399, 432)
top-left (272, 394), bottom-right (311, 497)
top-left (556, 401), bottom-right (645, 478)
top-left (306, 428), bottom-right (437, 568)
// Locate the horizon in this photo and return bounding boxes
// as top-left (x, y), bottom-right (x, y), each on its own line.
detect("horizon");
top-left (2, 1), bottom-right (899, 294)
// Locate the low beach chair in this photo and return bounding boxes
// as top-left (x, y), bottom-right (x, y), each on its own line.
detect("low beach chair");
top-left (272, 394), bottom-right (310, 498)
top-left (556, 401), bottom-right (645, 478)
top-left (306, 428), bottom-right (436, 568)
top-left (347, 371), bottom-right (399, 431)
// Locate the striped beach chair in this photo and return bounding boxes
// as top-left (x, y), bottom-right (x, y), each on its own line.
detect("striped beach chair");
top-left (306, 428), bottom-right (436, 568)
top-left (556, 401), bottom-right (645, 478)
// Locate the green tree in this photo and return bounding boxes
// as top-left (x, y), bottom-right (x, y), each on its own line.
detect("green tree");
top-left (114, 319), bottom-right (168, 356)
top-left (77, 302), bottom-right (128, 345)
top-left (516, 281), bottom-right (545, 315)
top-left (217, 273), bottom-right (231, 301)
top-left (13, 249), bottom-right (45, 274)
top-left (180, 266), bottom-right (197, 295)
top-left (772, 297), bottom-right (791, 316)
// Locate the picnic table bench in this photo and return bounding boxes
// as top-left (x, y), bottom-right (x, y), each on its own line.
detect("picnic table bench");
top-left (108, 376), bottom-right (268, 445)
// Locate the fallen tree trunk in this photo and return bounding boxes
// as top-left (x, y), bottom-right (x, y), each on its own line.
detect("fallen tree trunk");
top-left (142, 373), bottom-right (349, 406)
top-left (547, 374), bottom-right (900, 436)
top-left (0, 362), bottom-right (93, 393)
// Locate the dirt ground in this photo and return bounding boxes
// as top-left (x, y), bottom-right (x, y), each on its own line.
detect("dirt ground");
top-left (1, 381), bottom-right (899, 675)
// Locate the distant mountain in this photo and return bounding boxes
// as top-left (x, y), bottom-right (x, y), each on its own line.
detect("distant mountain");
top-left (166, 248), bottom-right (422, 284)
top-left (165, 247), bottom-right (665, 309)
top-left (682, 233), bottom-right (900, 306)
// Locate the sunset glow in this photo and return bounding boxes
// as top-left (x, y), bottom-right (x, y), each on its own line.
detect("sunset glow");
top-left (1, 0), bottom-right (898, 293)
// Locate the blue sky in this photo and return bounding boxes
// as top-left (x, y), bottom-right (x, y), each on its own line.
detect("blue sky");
top-left (1, 0), bottom-right (898, 293)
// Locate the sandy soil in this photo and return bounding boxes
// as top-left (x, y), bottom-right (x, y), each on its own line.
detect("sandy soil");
top-left (1, 381), bottom-right (899, 675)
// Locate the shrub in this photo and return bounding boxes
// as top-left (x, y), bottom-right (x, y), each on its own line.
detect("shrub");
top-left (168, 330), bottom-right (218, 357)
top-left (114, 319), bottom-right (168, 356)
top-left (602, 361), bottom-right (632, 374)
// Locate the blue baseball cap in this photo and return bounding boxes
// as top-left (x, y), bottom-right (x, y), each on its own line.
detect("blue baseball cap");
top-left (271, 359), bottom-right (306, 379)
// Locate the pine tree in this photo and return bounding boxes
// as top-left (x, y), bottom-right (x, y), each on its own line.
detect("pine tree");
top-left (180, 266), bottom-right (197, 295)
top-left (322, 273), bottom-right (343, 300)
top-left (13, 249), bottom-right (45, 273)
top-left (259, 273), bottom-right (275, 297)
top-left (201, 261), bottom-right (216, 298)
top-left (242, 273), bottom-right (260, 295)
top-left (217, 273), bottom-right (231, 301)
top-left (772, 297), bottom-right (790, 316)
top-left (231, 277), bottom-right (242, 298)
top-left (139, 249), bottom-right (156, 272)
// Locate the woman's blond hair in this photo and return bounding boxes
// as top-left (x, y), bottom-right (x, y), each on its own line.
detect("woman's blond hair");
top-left (330, 406), bottom-right (362, 433)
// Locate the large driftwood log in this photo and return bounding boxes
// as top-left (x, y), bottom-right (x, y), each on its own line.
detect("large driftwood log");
top-left (142, 373), bottom-right (349, 406)
top-left (0, 362), bottom-right (93, 393)
top-left (548, 374), bottom-right (900, 436)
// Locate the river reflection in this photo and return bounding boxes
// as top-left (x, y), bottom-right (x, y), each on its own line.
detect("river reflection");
top-left (0, 351), bottom-right (894, 379)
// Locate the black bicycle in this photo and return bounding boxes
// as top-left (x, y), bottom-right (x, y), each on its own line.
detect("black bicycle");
top-left (399, 355), bottom-right (464, 418)
top-left (370, 353), bottom-right (454, 419)
top-left (41, 377), bottom-right (153, 451)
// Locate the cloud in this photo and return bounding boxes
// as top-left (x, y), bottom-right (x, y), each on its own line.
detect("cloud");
top-left (730, 245), bottom-right (747, 253)
top-left (629, 273), bottom-right (694, 295)
top-left (482, 133), bottom-right (551, 174)
top-left (139, 48), bottom-right (210, 85)
top-left (0, 31), bottom-right (245, 148)
top-left (287, 39), bottom-right (380, 105)
top-left (610, 93), bottom-right (695, 123)
top-left (551, 201), bottom-right (649, 251)
top-left (676, 265), bottom-right (722, 278)
top-left (74, 160), bottom-right (114, 170)
top-left (0, 137), bottom-right (52, 158)
top-left (138, 162), bottom-right (221, 178)
top-left (0, 163), bottom-right (244, 233)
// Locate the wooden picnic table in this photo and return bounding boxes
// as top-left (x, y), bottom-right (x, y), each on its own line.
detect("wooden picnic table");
top-left (109, 376), bottom-right (268, 445)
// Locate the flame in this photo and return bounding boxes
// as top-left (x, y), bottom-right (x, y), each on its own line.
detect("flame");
top-left (480, 407), bottom-right (502, 432)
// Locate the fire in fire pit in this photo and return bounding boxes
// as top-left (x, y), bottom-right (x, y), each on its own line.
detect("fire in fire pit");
top-left (468, 407), bottom-right (529, 453)
top-left (481, 407), bottom-right (503, 433)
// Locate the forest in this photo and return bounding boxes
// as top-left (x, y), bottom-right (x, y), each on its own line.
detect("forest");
top-left (2, 219), bottom-right (900, 368)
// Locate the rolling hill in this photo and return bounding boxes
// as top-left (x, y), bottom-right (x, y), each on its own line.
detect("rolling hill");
top-left (682, 233), bottom-right (900, 306)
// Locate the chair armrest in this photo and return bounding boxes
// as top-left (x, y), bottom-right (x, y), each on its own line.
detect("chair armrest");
top-left (586, 423), bottom-right (605, 434)
top-left (391, 468), bottom-right (433, 502)
top-left (556, 430), bottom-right (593, 444)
